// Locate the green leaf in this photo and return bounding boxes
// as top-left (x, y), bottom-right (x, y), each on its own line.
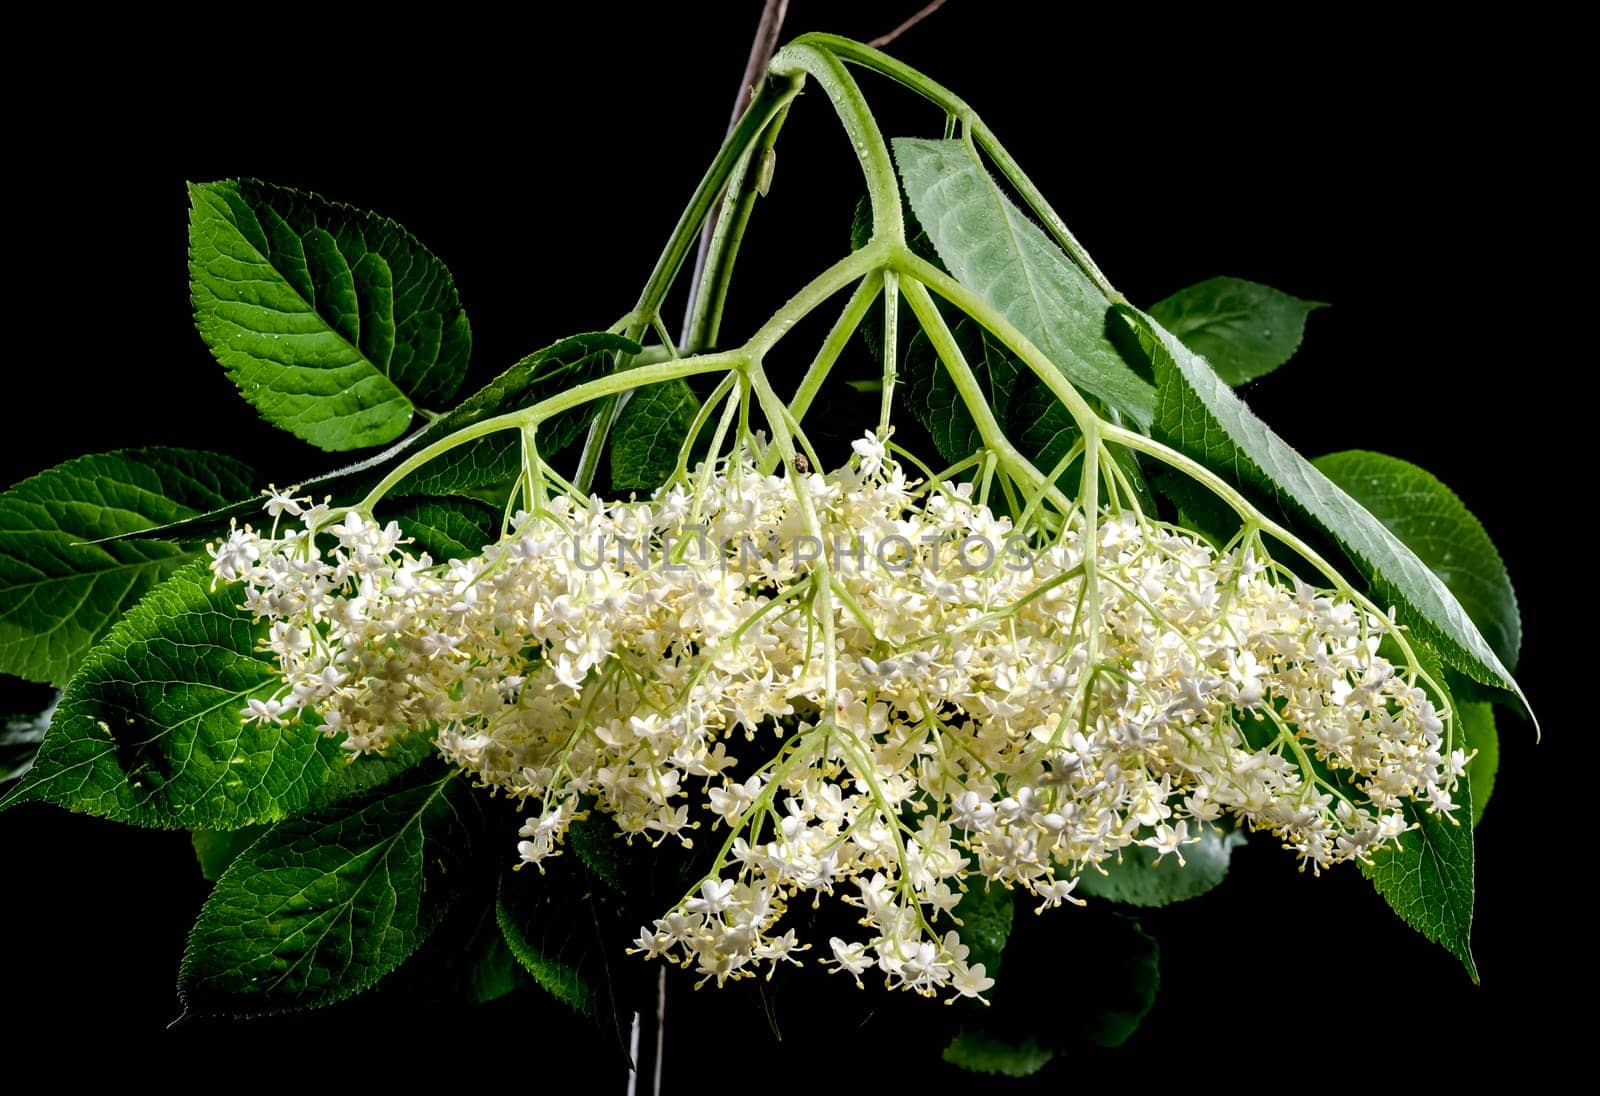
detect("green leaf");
top-left (1072, 918), bottom-right (1160, 1047)
top-left (1, 697), bottom-right (54, 786)
top-left (422, 333), bottom-right (632, 457)
top-left (955, 907), bottom-right (1159, 1061)
top-left (496, 868), bottom-right (600, 1018)
top-left (1314, 450), bottom-right (1520, 670)
top-left (386, 497), bottom-right (499, 561)
top-left (179, 765), bottom-right (481, 1015)
top-left (1, 561), bottom-right (345, 828)
top-left (568, 810), bottom-right (627, 892)
top-left (465, 924), bottom-right (529, 1004)
top-left (943, 1031), bottom-right (1054, 1078)
top-left (307, 731), bottom-right (437, 810)
top-left (189, 179), bottom-right (471, 450)
top-left (893, 138), bottom-right (1155, 428)
top-left (1150, 276), bottom-right (1325, 385)
top-left (953, 884), bottom-right (1014, 977)
top-left (610, 381), bottom-right (699, 494)
top-left (1459, 701), bottom-right (1498, 827)
top-left (191, 825), bottom-right (268, 882)
top-left (1077, 825), bottom-right (1245, 907)
top-left (1126, 307), bottom-right (1531, 721)
top-left (110, 333), bottom-right (639, 547)
top-left (1360, 774), bottom-right (1477, 982)
top-left (900, 318), bottom-right (1003, 463)
top-left (391, 435), bottom-right (520, 500)
top-left (0, 448), bottom-right (254, 685)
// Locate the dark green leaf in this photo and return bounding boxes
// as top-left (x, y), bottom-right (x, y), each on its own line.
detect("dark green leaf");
top-left (953, 883), bottom-right (1014, 976)
top-left (1, 697), bottom-right (54, 786)
top-left (421, 333), bottom-right (632, 458)
top-left (893, 138), bottom-right (1155, 428)
top-left (387, 497), bottom-right (499, 561)
top-left (391, 435), bottom-right (520, 500)
top-left (179, 765), bottom-right (481, 1015)
top-left (0, 449), bottom-right (253, 685)
top-left (191, 825), bottom-right (268, 882)
top-left (1360, 773), bottom-right (1477, 981)
top-left (1128, 307), bottom-right (1530, 720)
top-left (1077, 825), bottom-right (1245, 907)
top-left (943, 1031), bottom-right (1054, 1077)
top-left (1150, 276), bottom-right (1325, 385)
top-left (307, 730), bottom-right (438, 810)
top-left (957, 907), bottom-right (1159, 1059)
top-left (189, 179), bottom-right (470, 450)
top-left (901, 319), bottom-right (1003, 463)
top-left (465, 924), bottom-right (529, 1004)
top-left (1072, 918), bottom-right (1159, 1047)
top-left (901, 315), bottom-right (1154, 511)
top-left (1459, 701), bottom-right (1498, 827)
top-left (496, 869), bottom-right (600, 1018)
top-left (610, 381), bottom-right (699, 494)
top-left (1, 561), bottom-right (348, 828)
top-left (568, 811), bottom-right (627, 892)
top-left (1314, 450), bottom-right (1520, 669)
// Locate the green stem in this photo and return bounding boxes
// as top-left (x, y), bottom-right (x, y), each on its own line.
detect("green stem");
top-left (573, 76), bottom-right (804, 495)
top-left (893, 249), bottom-right (1103, 438)
top-left (879, 268), bottom-right (899, 434)
top-left (358, 355), bottom-right (741, 511)
top-left (760, 271), bottom-right (883, 475)
top-left (686, 96), bottom-right (797, 353)
top-left (787, 33), bottom-right (1118, 299)
top-left (768, 41), bottom-right (903, 245)
top-left (748, 359), bottom-right (839, 706)
top-left (361, 247), bottom-right (882, 513)
top-left (672, 372), bottom-right (740, 487)
top-left (897, 277), bottom-right (1071, 515)
top-left (788, 271), bottom-right (882, 425)
top-left (630, 76), bottom-right (804, 343)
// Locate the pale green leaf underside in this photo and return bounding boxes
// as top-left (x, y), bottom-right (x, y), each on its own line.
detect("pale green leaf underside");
top-left (1077, 826), bottom-right (1244, 907)
top-left (189, 179), bottom-right (470, 451)
top-left (610, 380), bottom-right (699, 494)
top-left (1314, 449), bottom-right (1520, 669)
top-left (1, 561), bottom-right (344, 828)
top-left (180, 767), bottom-right (478, 1015)
top-left (1150, 275), bottom-right (1325, 385)
top-left (1131, 308), bottom-right (1530, 722)
top-left (893, 137), bottom-right (1154, 428)
top-left (0, 448), bottom-right (253, 685)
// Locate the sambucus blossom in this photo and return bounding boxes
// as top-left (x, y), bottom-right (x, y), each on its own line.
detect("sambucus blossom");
top-left (212, 436), bottom-right (1462, 1000)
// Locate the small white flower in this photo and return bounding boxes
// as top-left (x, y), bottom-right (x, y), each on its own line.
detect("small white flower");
top-left (850, 432), bottom-right (888, 477)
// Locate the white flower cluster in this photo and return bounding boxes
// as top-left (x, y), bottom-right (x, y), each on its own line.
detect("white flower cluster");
top-left (212, 436), bottom-right (1463, 1000)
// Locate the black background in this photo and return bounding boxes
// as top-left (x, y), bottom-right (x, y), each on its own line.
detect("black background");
top-left (2, 1), bottom-right (1579, 1079)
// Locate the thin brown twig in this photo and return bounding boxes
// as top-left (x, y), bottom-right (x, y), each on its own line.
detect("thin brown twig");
top-left (647, 16), bottom-right (795, 1090)
top-left (868, 0), bottom-right (948, 48)
top-left (679, 0), bottom-right (791, 349)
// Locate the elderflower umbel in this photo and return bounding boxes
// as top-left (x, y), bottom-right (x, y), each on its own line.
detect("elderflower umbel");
top-left (214, 435), bottom-right (1461, 1000)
